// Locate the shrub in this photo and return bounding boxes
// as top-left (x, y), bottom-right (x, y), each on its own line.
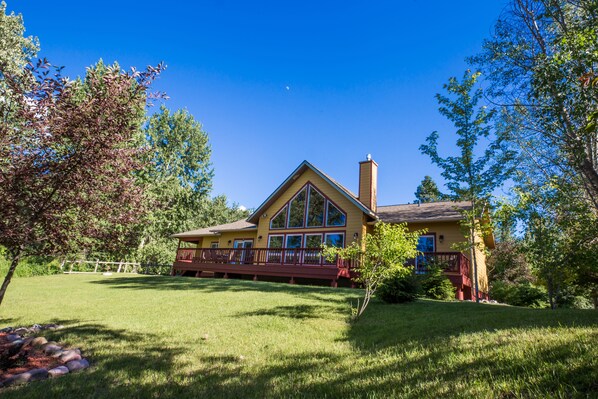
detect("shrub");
top-left (0, 249), bottom-right (63, 278)
top-left (490, 281), bottom-right (548, 308)
top-left (378, 272), bottom-right (421, 303)
top-left (419, 265), bottom-right (456, 301)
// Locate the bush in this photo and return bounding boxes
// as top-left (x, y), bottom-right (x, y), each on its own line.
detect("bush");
top-left (419, 265), bottom-right (456, 301)
top-left (378, 272), bottom-right (421, 303)
top-left (0, 250), bottom-right (63, 278)
top-left (490, 281), bottom-right (548, 308)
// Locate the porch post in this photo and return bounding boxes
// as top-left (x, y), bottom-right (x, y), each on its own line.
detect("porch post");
top-left (456, 286), bottom-right (464, 301)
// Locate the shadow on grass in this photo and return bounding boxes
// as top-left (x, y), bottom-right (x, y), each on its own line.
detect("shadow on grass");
top-left (1, 304), bottom-right (596, 398)
top-left (89, 275), bottom-right (361, 304)
top-left (236, 304), bottom-right (346, 320)
top-left (346, 299), bottom-right (598, 351)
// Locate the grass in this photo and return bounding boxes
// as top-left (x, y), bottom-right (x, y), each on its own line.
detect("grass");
top-left (0, 274), bottom-right (596, 398)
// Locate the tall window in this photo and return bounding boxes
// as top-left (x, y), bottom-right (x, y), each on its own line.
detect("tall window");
top-left (288, 188), bottom-right (306, 228)
top-left (269, 183), bottom-right (346, 229)
top-left (306, 187), bottom-right (325, 227)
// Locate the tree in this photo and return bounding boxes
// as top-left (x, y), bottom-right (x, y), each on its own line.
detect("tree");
top-left (472, 0), bottom-right (598, 209)
top-left (420, 71), bottom-right (515, 302)
top-left (323, 222), bottom-right (421, 319)
top-left (136, 106), bottom-right (215, 264)
top-left (414, 175), bottom-right (446, 203)
top-left (0, 1), bottom-right (38, 77)
top-left (511, 177), bottom-right (598, 308)
top-left (0, 60), bottom-right (163, 306)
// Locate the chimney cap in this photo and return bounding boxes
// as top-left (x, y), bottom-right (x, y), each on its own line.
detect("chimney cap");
top-left (366, 153), bottom-right (372, 161)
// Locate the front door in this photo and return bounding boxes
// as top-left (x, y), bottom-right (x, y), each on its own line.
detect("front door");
top-left (233, 240), bottom-right (254, 263)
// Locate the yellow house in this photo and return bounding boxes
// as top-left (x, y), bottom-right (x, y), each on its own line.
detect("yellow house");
top-left (172, 158), bottom-right (494, 300)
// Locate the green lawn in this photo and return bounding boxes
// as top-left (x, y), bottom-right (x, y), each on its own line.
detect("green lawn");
top-left (1, 274), bottom-right (596, 398)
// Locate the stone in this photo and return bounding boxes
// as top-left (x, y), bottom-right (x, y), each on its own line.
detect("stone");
top-left (0, 326), bottom-right (13, 333)
top-left (201, 334), bottom-right (209, 341)
top-left (59, 350), bottom-right (82, 363)
top-left (50, 349), bottom-right (65, 358)
top-left (6, 334), bottom-right (21, 342)
top-left (14, 327), bottom-right (30, 335)
top-left (66, 358), bottom-right (89, 372)
top-left (2, 368), bottom-right (48, 386)
top-left (48, 366), bottom-right (69, 378)
top-left (43, 343), bottom-right (63, 355)
top-left (30, 336), bottom-right (48, 347)
top-left (6, 339), bottom-right (25, 356)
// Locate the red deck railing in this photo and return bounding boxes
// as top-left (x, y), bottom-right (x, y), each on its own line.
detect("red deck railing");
top-left (175, 248), bottom-right (470, 277)
top-left (409, 251), bottom-right (471, 277)
top-left (175, 247), bottom-right (345, 268)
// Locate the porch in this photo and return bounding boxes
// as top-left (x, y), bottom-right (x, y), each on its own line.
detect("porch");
top-left (172, 248), bottom-right (474, 298)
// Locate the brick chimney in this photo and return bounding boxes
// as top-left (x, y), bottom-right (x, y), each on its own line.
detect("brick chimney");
top-left (358, 154), bottom-right (378, 212)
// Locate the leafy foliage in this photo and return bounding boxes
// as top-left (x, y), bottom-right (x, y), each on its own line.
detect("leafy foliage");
top-left (421, 71), bottom-right (515, 300)
top-left (0, 1), bottom-right (38, 77)
top-left (323, 222), bottom-right (421, 319)
top-left (0, 59), bottom-right (164, 305)
top-left (471, 0), bottom-right (598, 209)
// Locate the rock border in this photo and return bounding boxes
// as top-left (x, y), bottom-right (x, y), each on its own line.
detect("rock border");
top-left (0, 324), bottom-right (90, 388)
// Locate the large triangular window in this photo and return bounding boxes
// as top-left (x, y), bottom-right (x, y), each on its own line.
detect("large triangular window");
top-left (269, 183), bottom-right (346, 229)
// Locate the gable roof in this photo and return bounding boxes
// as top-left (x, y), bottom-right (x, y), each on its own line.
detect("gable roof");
top-left (246, 160), bottom-right (377, 224)
top-left (376, 201), bottom-right (472, 224)
top-left (172, 219), bottom-right (257, 239)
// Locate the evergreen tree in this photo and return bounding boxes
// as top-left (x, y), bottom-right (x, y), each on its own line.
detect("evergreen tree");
top-left (414, 175), bottom-right (446, 203)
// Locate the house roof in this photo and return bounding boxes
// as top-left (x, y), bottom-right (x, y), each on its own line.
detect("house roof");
top-left (246, 160), bottom-right (377, 224)
top-left (376, 201), bottom-right (473, 224)
top-left (171, 219), bottom-right (257, 239)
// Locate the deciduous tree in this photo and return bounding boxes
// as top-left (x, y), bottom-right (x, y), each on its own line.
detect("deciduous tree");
top-left (420, 71), bottom-right (515, 301)
top-left (0, 60), bottom-right (163, 306)
top-left (472, 0), bottom-right (598, 209)
top-left (324, 222), bottom-right (420, 319)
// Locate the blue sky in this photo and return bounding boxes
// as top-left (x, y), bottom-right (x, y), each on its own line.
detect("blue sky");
top-left (10, 1), bottom-right (508, 210)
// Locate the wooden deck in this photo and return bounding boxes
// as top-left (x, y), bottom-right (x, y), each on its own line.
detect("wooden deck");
top-left (172, 248), bottom-right (473, 296)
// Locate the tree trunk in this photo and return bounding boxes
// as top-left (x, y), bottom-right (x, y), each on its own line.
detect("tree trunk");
top-left (547, 274), bottom-right (555, 310)
top-left (0, 250), bottom-right (21, 307)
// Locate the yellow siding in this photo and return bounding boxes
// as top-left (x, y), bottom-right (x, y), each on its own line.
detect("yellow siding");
top-left (358, 161), bottom-right (377, 211)
top-left (214, 231), bottom-right (258, 248)
top-left (406, 221), bottom-right (489, 293)
top-left (255, 168), bottom-right (366, 249)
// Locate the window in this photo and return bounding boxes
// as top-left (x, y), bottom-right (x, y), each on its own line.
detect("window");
top-left (267, 235), bottom-right (284, 263)
top-left (306, 187), bottom-right (325, 227)
top-left (305, 234), bottom-right (323, 248)
top-left (286, 234), bottom-right (302, 248)
top-left (287, 188), bottom-right (306, 228)
top-left (415, 235), bottom-right (435, 273)
top-left (326, 203), bottom-right (346, 226)
top-left (269, 183), bottom-right (346, 230)
top-left (210, 242), bottom-right (219, 248)
top-left (325, 233), bottom-right (344, 248)
top-left (417, 235), bottom-right (435, 253)
top-left (285, 234), bottom-right (303, 263)
top-left (270, 206), bottom-right (287, 229)
top-left (268, 235), bottom-right (284, 248)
